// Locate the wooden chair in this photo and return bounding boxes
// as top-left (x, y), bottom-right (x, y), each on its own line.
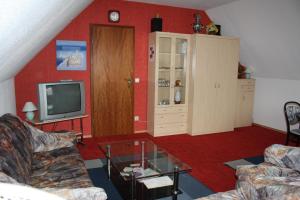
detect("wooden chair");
top-left (283, 101), bottom-right (300, 146)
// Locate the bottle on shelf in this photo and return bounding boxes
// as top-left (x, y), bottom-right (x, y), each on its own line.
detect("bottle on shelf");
top-left (174, 89), bottom-right (181, 104)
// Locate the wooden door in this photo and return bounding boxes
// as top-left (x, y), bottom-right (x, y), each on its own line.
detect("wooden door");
top-left (91, 25), bottom-right (134, 136)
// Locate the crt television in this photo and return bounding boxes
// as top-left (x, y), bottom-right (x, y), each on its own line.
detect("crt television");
top-left (37, 81), bottom-right (85, 121)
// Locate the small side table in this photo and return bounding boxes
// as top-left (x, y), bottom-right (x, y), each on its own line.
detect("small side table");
top-left (27, 115), bottom-right (88, 145)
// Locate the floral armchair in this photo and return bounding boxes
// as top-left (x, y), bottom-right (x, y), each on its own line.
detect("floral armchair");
top-left (198, 144), bottom-right (300, 200)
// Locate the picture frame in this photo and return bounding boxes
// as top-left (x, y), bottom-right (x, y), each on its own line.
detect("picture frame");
top-left (56, 40), bottom-right (87, 71)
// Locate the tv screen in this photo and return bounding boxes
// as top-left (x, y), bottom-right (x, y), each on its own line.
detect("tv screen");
top-left (38, 81), bottom-right (85, 121)
top-left (46, 84), bottom-right (81, 115)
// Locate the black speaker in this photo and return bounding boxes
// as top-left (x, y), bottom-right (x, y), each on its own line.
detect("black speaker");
top-left (216, 25), bottom-right (221, 36)
top-left (151, 17), bottom-right (162, 32)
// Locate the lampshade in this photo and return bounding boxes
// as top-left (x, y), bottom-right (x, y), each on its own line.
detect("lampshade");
top-left (22, 102), bottom-right (37, 112)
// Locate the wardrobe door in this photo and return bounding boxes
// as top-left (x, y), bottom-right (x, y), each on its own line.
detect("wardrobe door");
top-left (190, 36), bottom-right (219, 134)
top-left (214, 38), bottom-right (239, 132)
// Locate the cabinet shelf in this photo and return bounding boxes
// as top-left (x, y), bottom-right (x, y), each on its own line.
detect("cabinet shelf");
top-left (158, 86), bottom-right (170, 88)
top-left (159, 69), bottom-right (170, 72)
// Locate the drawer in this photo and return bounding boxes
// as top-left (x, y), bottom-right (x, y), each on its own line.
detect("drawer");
top-left (238, 79), bottom-right (255, 86)
top-left (240, 85), bottom-right (255, 92)
top-left (155, 113), bottom-right (187, 124)
top-left (154, 123), bottom-right (187, 135)
top-left (155, 106), bottom-right (187, 114)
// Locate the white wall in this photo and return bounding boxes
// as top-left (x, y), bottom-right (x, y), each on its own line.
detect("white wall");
top-left (254, 78), bottom-right (300, 131)
top-left (0, 78), bottom-right (16, 116)
top-left (207, 0), bottom-right (300, 131)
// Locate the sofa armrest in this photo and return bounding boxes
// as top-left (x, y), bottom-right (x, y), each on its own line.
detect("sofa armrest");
top-left (24, 122), bottom-right (76, 152)
top-left (44, 187), bottom-right (107, 200)
top-left (0, 172), bottom-right (19, 184)
top-left (196, 190), bottom-right (240, 200)
top-left (236, 162), bottom-right (300, 178)
top-left (264, 144), bottom-right (300, 171)
top-left (237, 174), bottom-right (300, 200)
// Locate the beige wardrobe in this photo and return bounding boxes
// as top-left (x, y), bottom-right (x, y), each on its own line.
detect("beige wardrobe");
top-left (188, 34), bottom-right (240, 135)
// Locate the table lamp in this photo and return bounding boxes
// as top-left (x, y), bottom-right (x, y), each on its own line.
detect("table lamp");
top-left (22, 102), bottom-right (37, 121)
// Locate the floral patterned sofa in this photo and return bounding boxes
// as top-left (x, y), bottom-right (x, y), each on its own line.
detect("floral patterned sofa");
top-left (198, 144), bottom-right (300, 200)
top-left (0, 113), bottom-right (107, 200)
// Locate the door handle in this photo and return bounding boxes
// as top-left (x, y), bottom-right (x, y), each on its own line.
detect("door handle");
top-left (125, 78), bottom-right (132, 87)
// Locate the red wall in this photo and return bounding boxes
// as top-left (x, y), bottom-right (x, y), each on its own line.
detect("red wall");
top-left (15, 0), bottom-right (210, 135)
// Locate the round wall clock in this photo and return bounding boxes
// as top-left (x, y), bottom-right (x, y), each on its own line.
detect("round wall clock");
top-left (108, 10), bottom-right (120, 23)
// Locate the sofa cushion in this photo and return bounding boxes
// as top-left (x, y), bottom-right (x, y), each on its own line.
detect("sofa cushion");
top-left (30, 146), bottom-right (93, 188)
top-left (0, 114), bottom-right (33, 183)
top-left (24, 122), bottom-right (76, 152)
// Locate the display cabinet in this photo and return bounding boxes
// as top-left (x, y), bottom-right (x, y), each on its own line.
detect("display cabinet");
top-left (148, 32), bottom-right (190, 136)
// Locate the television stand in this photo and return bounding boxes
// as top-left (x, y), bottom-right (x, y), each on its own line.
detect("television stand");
top-left (28, 115), bottom-right (88, 145)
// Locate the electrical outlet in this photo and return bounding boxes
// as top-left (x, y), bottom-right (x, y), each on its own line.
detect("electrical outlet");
top-left (135, 78), bottom-right (140, 83)
top-left (134, 115), bottom-right (139, 121)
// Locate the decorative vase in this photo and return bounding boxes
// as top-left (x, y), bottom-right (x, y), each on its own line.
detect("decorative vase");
top-left (193, 13), bottom-right (203, 33)
top-left (175, 90), bottom-right (181, 104)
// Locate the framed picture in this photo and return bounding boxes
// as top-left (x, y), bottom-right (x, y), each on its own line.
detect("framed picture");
top-left (56, 40), bottom-right (87, 71)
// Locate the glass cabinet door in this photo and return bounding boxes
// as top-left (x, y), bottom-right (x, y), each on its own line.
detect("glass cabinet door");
top-left (173, 38), bottom-right (188, 105)
top-left (157, 37), bottom-right (172, 106)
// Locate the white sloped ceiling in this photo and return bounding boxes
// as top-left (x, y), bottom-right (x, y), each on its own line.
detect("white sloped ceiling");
top-left (0, 0), bottom-right (93, 82)
top-left (126, 0), bottom-right (239, 10)
top-left (207, 0), bottom-right (300, 80)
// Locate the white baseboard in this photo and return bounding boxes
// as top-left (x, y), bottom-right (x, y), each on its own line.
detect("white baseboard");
top-left (83, 134), bottom-right (92, 138)
top-left (253, 123), bottom-right (286, 134)
top-left (134, 130), bottom-right (147, 134)
top-left (83, 131), bottom-right (147, 138)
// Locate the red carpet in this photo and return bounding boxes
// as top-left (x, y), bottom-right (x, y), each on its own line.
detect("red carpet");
top-left (78, 125), bottom-right (285, 192)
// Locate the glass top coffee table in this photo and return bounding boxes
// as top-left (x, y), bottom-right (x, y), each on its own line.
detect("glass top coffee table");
top-left (98, 139), bottom-right (191, 200)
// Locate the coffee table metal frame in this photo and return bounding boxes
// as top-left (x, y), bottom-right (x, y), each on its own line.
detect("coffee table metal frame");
top-left (99, 139), bottom-right (191, 200)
